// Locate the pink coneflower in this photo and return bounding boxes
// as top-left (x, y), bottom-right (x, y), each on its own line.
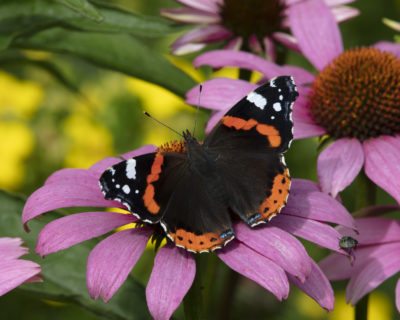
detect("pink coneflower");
top-left (320, 217), bottom-right (400, 312)
top-left (161, 0), bottom-right (359, 58)
top-left (23, 143), bottom-right (355, 319)
top-left (0, 237), bottom-right (41, 296)
top-left (187, 0), bottom-right (400, 203)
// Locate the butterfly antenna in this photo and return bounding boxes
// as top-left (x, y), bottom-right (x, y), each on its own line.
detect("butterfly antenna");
top-left (143, 111), bottom-right (183, 137)
top-left (192, 84), bottom-right (202, 137)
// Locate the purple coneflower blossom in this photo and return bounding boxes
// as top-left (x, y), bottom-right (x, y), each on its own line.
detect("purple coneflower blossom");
top-left (161, 0), bottom-right (358, 58)
top-left (320, 217), bottom-right (400, 312)
top-left (186, 0), bottom-right (400, 204)
top-left (23, 144), bottom-right (355, 319)
top-left (0, 237), bottom-right (41, 296)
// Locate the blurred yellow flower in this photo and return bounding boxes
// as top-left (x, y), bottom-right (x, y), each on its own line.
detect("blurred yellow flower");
top-left (0, 121), bottom-right (34, 190)
top-left (63, 112), bottom-right (113, 169)
top-left (0, 71), bottom-right (43, 119)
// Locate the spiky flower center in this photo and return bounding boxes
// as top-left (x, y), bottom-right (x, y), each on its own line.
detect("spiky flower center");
top-left (157, 140), bottom-right (186, 153)
top-left (309, 48), bottom-right (400, 141)
top-left (220, 0), bottom-right (285, 42)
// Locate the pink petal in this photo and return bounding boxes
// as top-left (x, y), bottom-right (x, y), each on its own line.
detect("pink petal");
top-left (331, 6), bottom-right (360, 23)
top-left (217, 242), bottom-right (289, 300)
top-left (289, 0), bottom-right (343, 71)
top-left (22, 183), bottom-right (123, 231)
top-left (87, 228), bottom-right (152, 302)
top-left (172, 26), bottom-right (231, 48)
top-left (176, 0), bottom-right (219, 13)
top-left (235, 223), bottom-right (311, 281)
top-left (45, 168), bottom-right (97, 185)
top-left (348, 218), bottom-right (400, 245)
top-left (0, 238), bottom-right (28, 260)
top-left (121, 145), bottom-right (157, 159)
top-left (270, 214), bottom-right (346, 253)
top-left (396, 278), bottom-right (400, 313)
top-left (346, 242), bottom-right (400, 305)
top-left (248, 34), bottom-right (263, 55)
top-left (146, 244), bottom-right (195, 320)
top-left (291, 178), bottom-right (321, 193)
top-left (288, 260), bottom-right (334, 311)
top-left (36, 212), bottom-right (136, 256)
top-left (323, 0), bottom-right (355, 5)
top-left (186, 78), bottom-right (256, 110)
top-left (284, 180), bottom-right (356, 229)
top-left (373, 41), bottom-right (400, 59)
top-left (317, 138), bottom-right (364, 198)
top-left (160, 8), bottom-right (221, 24)
top-left (0, 259), bottom-right (41, 296)
top-left (363, 135), bottom-right (400, 204)
top-left (273, 32), bottom-right (300, 52)
top-left (319, 252), bottom-right (353, 280)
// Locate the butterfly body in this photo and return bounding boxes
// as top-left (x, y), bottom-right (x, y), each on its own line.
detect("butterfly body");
top-left (100, 76), bottom-right (299, 253)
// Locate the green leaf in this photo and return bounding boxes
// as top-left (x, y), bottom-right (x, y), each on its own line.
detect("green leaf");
top-left (13, 27), bottom-right (196, 97)
top-left (0, 190), bottom-right (150, 320)
top-left (54, 0), bottom-right (104, 22)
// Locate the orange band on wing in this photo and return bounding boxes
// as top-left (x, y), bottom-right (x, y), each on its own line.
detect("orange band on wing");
top-left (259, 168), bottom-right (291, 221)
top-left (222, 116), bottom-right (281, 147)
top-left (143, 154), bottom-right (164, 214)
top-left (168, 228), bottom-right (234, 253)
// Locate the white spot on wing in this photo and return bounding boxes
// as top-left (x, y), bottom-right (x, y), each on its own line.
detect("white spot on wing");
top-left (246, 92), bottom-right (267, 109)
top-left (122, 185), bottom-right (130, 194)
top-left (271, 115), bottom-right (275, 120)
top-left (279, 95), bottom-right (283, 100)
top-left (273, 102), bottom-right (282, 112)
top-left (116, 184), bottom-right (120, 188)
top-left (126, 159), bottom-right (137, 179)
top-left (108, 167), bottom-right (116, 175)
top-left (135, 189), bottom-right (139, 194)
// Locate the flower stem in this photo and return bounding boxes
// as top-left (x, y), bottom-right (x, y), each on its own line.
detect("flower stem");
top-left (354, 171), bottom-right (376, 320)
top-left (183, 255), bottom-right (205, 320)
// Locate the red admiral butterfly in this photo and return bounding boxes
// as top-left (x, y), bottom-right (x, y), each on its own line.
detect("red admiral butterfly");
top-left (99, 76), bottom-right (298, 253)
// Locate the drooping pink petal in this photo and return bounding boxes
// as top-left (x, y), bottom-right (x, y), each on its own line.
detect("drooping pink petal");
top-left (186, 78), bottom-right (256, 110)
top-left (224, 36), bottom-right (243, 51)
top-left (323, 0), bottom-right (356, 5)
top-left (288, 260), bottom-right (334, 311)
top-left (217, 242), bottom-right (289, 300)
top-left (317, 138), bottom-right (364, 198)
top-left (363, 135), bottom-right (400, 204)
top-left (0, 259), bottom-right (41, 296)
top-left (235, 223), bottom-right (311, 282)
top-left (273, 32), bottom-right (300, 52)
top-left (121, 145), bottom-right (157, 160)
top-left (319, 252), bottom-right (353, 280)
top-left (172, 26), bottom-right (232, 48)
top-left (291, 178), bottom-right (321, 193)
top-left (270, 214), bottom-right (346, 253)
top-left (172, 43), bottom-right (207, 55)
top-left (248, 34), bottom-right (263, 55)
top-left (284, 179), bottom-right (356, 229)
top-left (22, 183), bottom-right (124, 231)
top-left (0, 238), bottom-right (28, 260)
top-left (373, 41), bottom-right (400, 59)
top-left (194, 50), bottom-right (285, 79)
top-left (263, 36), bottom-right (276, 61)
top-left (289, 0), bottom-right (343, 71)
top-left (146, 244), bottom-right (195, 320)
top-left (87, 228), bottom-right (152, 302)
top-left (346, 242), bottom-right (400, 305)
top-left (396, 278), bottom-right (400, 313)
top-left (176, 0), bottom-right (220, 13)
top-left (331, 6), bottom-right (360, 23)
top-left (160, 8), bottom-right (221, 24)
top-left (36, 212), bottom-right (136, 256)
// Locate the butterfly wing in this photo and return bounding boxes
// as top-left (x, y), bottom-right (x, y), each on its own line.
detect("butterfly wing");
top-left (204, 76), bottom-right (298, 226)
top-left (100, 151), bottom-right (234, 252)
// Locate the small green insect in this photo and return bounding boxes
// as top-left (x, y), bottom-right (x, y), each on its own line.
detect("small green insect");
top-left (339, 236), bottom-right (358, 250)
